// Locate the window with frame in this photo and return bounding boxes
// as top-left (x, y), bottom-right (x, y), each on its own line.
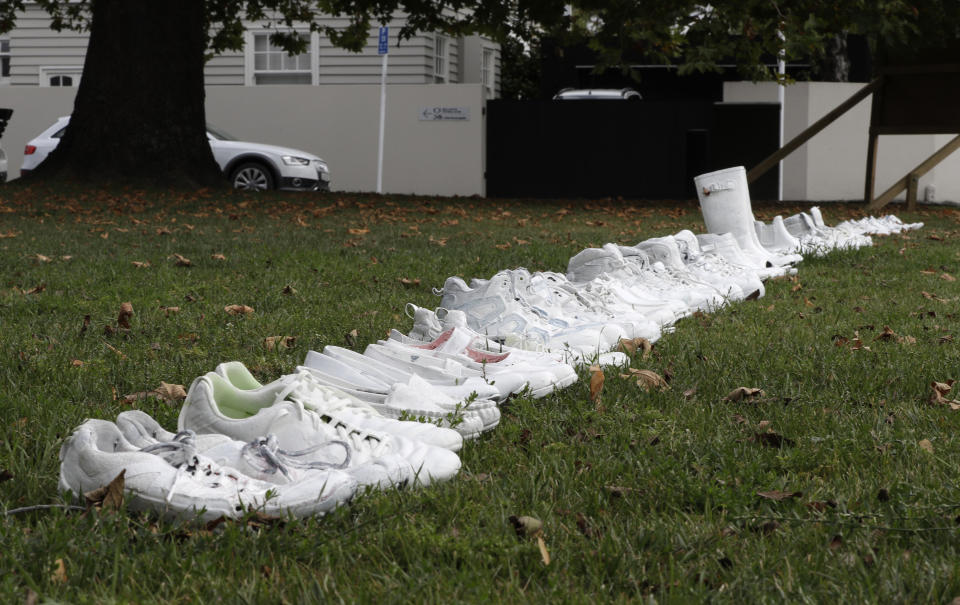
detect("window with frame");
top-left (481, 48), bottom-right (495, 95)
top-left (0, 37), bottom-right (10, 84)
top-left (252, 33), bottom-right (312, 85)
top-left (433, 35), bottom-right (448, 83)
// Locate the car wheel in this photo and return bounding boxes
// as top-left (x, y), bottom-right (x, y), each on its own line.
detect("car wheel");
top-left (230, 162), bottom-right (274, 191)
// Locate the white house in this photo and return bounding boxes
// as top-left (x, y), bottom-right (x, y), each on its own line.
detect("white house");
top-left (0, 5), bottom-right (500, 196)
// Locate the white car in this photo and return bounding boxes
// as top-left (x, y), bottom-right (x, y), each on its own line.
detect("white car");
top-left (21, 116), bottom-right (331, 191)
top-left (553, 88), bottom-right (642, 101)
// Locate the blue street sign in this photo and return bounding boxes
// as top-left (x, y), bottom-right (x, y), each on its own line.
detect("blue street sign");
top-left (378, 26), bottom-right (389, 55)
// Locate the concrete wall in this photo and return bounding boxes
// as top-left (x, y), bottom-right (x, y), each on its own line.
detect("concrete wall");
top-left (0, 84), bottom-right (487, 196)
top-left (724, 81), bottom-right (960, 202)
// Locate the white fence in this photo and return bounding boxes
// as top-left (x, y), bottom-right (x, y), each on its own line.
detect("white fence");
top-left (725, 81), bottom-right (960, 203)
top-left (0, 84), bottom-right (487, 196)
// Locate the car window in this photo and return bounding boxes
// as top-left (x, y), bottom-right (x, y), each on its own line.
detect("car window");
top-left (52, 127), bottom-right (67, 139)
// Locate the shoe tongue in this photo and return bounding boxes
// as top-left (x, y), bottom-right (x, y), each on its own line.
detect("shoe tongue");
top-left (434, 327), bottom-right (476, 354)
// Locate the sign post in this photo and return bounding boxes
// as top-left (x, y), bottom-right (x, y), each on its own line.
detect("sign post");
top-left (376, 26), bottom-right (388, 194)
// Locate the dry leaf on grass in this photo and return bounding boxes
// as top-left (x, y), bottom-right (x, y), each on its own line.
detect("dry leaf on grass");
top-left (84, 469), bottom-right (125, 512)
top-left (211, 253), bottom-right (226, 261)
top-left (348, 227), bottom-right (370, 235)
top-left (117, 302), bottom-right (134, 330)
top-left (616, 337), bottom-right (652, 358)
top-left (724, 387), bottom-right (765, 402)
top-left (757, 489), bottom-right (803, 502)
top-left (131, 261), bottom-right (151, 268)
top-left (50, 558), bottom-right (68, 584)
top-left (264, 336), bottom-right (296, 350)
top-left (398, 278), bottom-right (421, 287)
top-left (620, 368), bottom-right (669, 391)
top-left (70, 359), bottom-right (84, 367)
top-left (171, 253), bottom-right (192, 267)
top-left (919, 439), bottom-right (934, 453)
top-left (589, 365), bottom-right (604, 403)
top-left (929, 380), bottom-right (960, 409)
top-left (25, 284), bottom-right (46, 295)
top-left (160, 306), bottom-right (180, 316)
top-left (34, 253), bottom-right (52, 263)
top-left (154, 382), bottom-right (187, 403)
top-left (875, 326), bottom-right (897, 341)
top-left (281, 284), bottom-right (297, 295)
top-left (224, 304), bottom-right (254, 316)
top-left (508, 515), bottom-right (550, 566)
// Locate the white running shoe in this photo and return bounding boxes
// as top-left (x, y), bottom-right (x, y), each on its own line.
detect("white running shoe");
top-left (179, 373), bottom-right (461, 488)
top-left (378, 331), bottom-right (573, 399)
top-left (388, 325), bottom-right (578, 389)
top-left (673, 229), bottom-right (765, 299)
top-left (321, 344), bottom-right (502, 407)
top-left (211, 363), bottom-right (464, 452)
top-left (299, 351), bottom-right (487, 440)
top-left (117, 409), bottom-right (359, 484)
top-left (59, 418), bottom-right (357, 520)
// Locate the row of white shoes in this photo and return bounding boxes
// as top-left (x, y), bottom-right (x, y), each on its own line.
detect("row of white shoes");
top-left (429, 229), bottom-right (783, 366)
top-left (756, 207), bottom-right (922, 257)
top-left (60, 336), bottom-right (580, 520)
top-left (423, 166), bottom-right (922, 365)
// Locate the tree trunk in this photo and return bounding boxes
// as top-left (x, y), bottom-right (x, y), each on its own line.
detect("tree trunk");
top-left (31, 0), bottom-right (223, 187)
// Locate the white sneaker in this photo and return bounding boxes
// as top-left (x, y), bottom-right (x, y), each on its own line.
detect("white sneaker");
top-left (211, 363), bottom-right (464, 452)
top-left (179, 373), bottom-right (461, 488)
top-left (673, 230), bottom-right (765, 299)
top-left (633, 236), bottom-right (745, 304)
top-left (118, 409), bottom-right (357, 484)
top-left (696, 232), bottom-right (792, 279)
top-left (60, 418), bottom-right (357, 520)
top-left (321, 344), bottom-right (503, 410)
top-left (378, 332), bottom-right (572, 399)
top-left (436, 274), bottom-right (623, 357)
top-left (299, 351), bottom-right (487, 440)
top-left (388, 325), bottom-right (578, 390)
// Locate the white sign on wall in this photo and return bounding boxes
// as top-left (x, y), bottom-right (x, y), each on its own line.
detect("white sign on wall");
top-left (419, 106), bottom-right (470, 121)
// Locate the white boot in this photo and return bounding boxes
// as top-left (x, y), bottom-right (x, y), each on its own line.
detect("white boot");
top-left (694, 166), bottom-right (800, 267)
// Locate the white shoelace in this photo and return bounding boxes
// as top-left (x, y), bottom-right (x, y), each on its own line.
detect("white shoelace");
top-left (241, 434), bottom-right (351, 477)
top-left (270, 381), bottom-right (392, 461)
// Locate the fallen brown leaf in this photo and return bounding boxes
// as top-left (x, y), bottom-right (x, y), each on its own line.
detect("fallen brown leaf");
top-left (757, 489), bottom-right (803, 501)
top-left (117, 302), bottom-right (134, 330)
top-left (875, 326), bottom-right (896, 341)
top-left (25, 284), bottom-right (46, 295)
top-left (160, 305), bottom-right (180, 316)
top-left (224, 304), bottom-right (254, 316)
top-left (34, 253), bottom-right (52, 263)
top-left (620, 368), bottom-right (669, 391)
top-left (131, 261), bottom-right (150, 268)
top-left (154, 382), bottom-right (187, 403)
top-left (171, 253), bottom-right (192, 267)
top-left (211, 253), bottom-right (227, 261)
top-left (348, 227), bottom-right (370, 235)
top-left (589, 366), bottom-right (604, 404)
top-left (84, 469), bottom-right (125, 512)
top-left (282, 284), bottom-right (297, 295)
top-left (724, 387), bottom-right (765, 402)
top-left (50, 558), bottom-right (67, 584)
top-left (919, 439), bottom-right (934, 453)
top-left (616, 337), bottom-right (652, 358)
top-left (398, 278), bottom-right (421, 287)
top-left (263, 335), bottom-right (296, 351)
top-left (929, 380), bottom-right (960, 408)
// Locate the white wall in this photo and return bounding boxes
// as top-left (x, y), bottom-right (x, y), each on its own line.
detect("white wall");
top-left (724, 81), bottom-right (960, 202)
top-left (0, 84), bottom-right (487, 196)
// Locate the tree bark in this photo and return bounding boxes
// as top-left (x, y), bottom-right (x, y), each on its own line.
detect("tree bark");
top-left (30, 0), bottom-right (224, 187)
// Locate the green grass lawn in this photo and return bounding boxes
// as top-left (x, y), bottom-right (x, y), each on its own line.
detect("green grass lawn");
top-left (2, 184), bottom-right (959, 603)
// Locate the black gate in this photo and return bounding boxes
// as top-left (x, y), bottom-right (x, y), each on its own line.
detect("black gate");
top-left (486, 100), bottom-right (779, 200)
